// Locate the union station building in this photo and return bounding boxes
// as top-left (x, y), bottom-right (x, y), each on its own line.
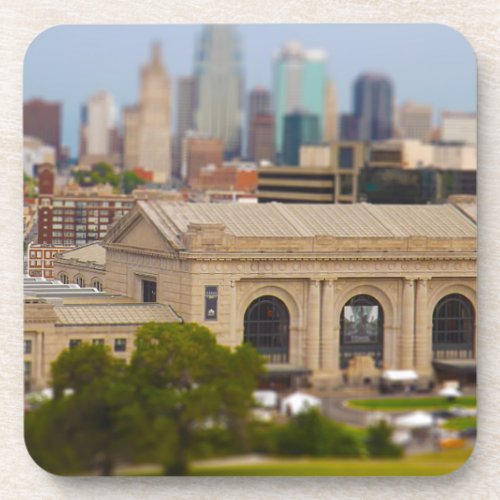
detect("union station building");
top-left (98, 200), bottom-right (477, 389)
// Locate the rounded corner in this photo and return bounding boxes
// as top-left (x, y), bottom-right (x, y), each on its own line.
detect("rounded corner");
top-left (23, 24), bottom-right (70, 71)
top-left (428, 23), bottom-right (477, 70)
top-left (24, 412), bottom-right (72, 477)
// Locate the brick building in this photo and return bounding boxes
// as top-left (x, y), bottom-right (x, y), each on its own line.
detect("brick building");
top-left (37, 164), bottom-right (134, 246)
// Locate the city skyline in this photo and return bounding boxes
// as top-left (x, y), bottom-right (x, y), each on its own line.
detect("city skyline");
top-left (24, 24), bottom-right (477, 157)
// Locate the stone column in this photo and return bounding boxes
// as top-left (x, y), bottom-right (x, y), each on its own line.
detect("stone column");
top-left (229, 279), bottom-right (238, 348)
top-left (320, 279), bottom-right (335, 372)
top-left (307, 279), bottom-right (321, 371)
top-left (401, 278), bottom-right (415, 369)
top-left (415, 277), bottom-right (432, 377)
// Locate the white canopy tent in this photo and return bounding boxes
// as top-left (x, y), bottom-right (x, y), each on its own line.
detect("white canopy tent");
top-left (381, 370), bottom-right (419, 382)
top-left (280, 392), bottom-right (321, 416)
top-left (253, 390), bottom-right (279, 409)
top-left (394, 411), bottom-right (434, 429)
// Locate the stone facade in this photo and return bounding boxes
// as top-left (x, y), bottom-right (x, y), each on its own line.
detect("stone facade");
top-left (103, 201), bottom-right (477, 388)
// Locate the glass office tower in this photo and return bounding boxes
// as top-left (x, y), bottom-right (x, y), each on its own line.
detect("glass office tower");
top-left (194, 25), bottom-right (243, 159)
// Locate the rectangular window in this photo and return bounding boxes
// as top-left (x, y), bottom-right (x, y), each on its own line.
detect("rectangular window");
top-left (69, 339), bottom-right (81, 349)
top-left (339, 146), bottom-right (354, 169)
top-left (92, 339), bottom-right (105, 346)
top-left (114, 339), bottom-right (126, 352)
top-left (204, 286), bottom-right (218, 321)
top-left (24, 361), bottom-right (32, 378)
top-left (24, 339), bottom-right (32, 354)
top-left (142, 279), bottom-right (157, 303)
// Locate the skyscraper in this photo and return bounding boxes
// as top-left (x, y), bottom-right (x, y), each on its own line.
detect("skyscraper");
top-left (136, 42), bottom-right (172, 183)
top-left (248, 112), bottom-right (275, 164)
top-left (323, 80), bottom-right (337, 142)
top-left (173, 76), bottom-right (197, 178)
top-left (23, 98), bottom-right (61, 161)
top-left (85, 91), bottom-right (116, 155)
top-left (247, 87), bottom-right (271, 161)
top-left (194, 25), bottom-right (243, 159)
top-left (273, 42), bottom-right (328, 160)
top-left (353, 73), bottom-right (394, 141)
top-left (282, 111), bottom-right (320, 166)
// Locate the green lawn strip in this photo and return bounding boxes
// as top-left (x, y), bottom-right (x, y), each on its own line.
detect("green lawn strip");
top-left (442, 416), bottom-right (476, 431)
top-left (346, 396), bottom-right (476, 412)
top-left (190, 449), bottom-right (472, 476)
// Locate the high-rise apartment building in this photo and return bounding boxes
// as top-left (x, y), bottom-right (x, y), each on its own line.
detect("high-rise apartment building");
top-left (273, 42), bottom-right (328, 160)
top-left (398, 101), bottom-right (433, 142)
top-left (282, 111), bottom-right (320, 166)
top-left (246, 87), bottom-right (271, 160)
top-left (354, 73), bottom-right (394, 141)
top-left (194, 25), bottom-right (243, 159)
top-left (23, 99), bottom-right (62, 161)
top-left (122, 43), bottom-right (172, 182)
top-left (440, 111), bottom-right (477, 145)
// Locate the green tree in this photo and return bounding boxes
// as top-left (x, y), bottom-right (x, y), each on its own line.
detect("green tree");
top-left (130, 322), bottom-right (265, 475)
top-left (72, 162), bottom-right (119, 188)
top-left (275, 409), bottom-right (363, 458)
top-left (121, 170), bottom-right (146, 194)
top-left (25, 344), bottom-right (133, 475)
top-left (365, 420), bottom-right (403, 458)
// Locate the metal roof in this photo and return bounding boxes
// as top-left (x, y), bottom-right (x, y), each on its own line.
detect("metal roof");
top-left (54, 303), bottom-right (182, 326)
top-left (134, 201), bottom-right (476, 245)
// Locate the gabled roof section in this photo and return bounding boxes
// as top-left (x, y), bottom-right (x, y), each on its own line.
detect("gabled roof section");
top-left (57, 241), bottom-right (105, 266)
top-left (103, 202), bottom-right (185, 252)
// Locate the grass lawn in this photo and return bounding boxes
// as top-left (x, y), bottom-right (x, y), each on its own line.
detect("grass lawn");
top-left (190, 448), bottom-right (473, 476)
top-left (442, 416), bottom-right (476, 431)
top-left (347, 396), bottom-right (476, 412)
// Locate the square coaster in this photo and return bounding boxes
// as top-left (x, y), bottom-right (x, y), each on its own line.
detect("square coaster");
top-left (23, 24), bottom-right (476, 476)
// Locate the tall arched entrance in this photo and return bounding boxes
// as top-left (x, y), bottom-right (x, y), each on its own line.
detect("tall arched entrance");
top-left (339, 294), bottom-right (384, 370)
top-left (432, 294), bottom-right (475, 360)
top-left (244, 295), bottom-right (289, 364)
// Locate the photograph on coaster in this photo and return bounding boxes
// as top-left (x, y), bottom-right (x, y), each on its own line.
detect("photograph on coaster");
top-left (23, 24), bottom-right (477, 476)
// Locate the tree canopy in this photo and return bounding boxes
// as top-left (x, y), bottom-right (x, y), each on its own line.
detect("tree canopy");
top-left (25, 322), bottom-right (265, 476)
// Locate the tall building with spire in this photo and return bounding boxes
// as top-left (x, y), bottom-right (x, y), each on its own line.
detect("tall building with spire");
top-left (128, 42), bottom-right (171, 183)
top-left (273, 42), bottom-right (328, 161)
top-left (194, 25), bottom-right (243, 159)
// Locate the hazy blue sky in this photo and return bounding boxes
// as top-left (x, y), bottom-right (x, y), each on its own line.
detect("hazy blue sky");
top-left (24, 24), bottom-right (476, 156)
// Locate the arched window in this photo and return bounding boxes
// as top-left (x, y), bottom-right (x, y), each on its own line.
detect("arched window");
top-left (91, 279), bottom-right (103, 292)
top-left (75, 276), bottom-right (85, 288)
top-left (432, 294), bottom-right (475, 359)
top-left (244, 296), bottom-right (289, 363)
top-left (340, 294), bottom-right (384, 369)
top-left (59, 273), bottom-right (69, 284)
